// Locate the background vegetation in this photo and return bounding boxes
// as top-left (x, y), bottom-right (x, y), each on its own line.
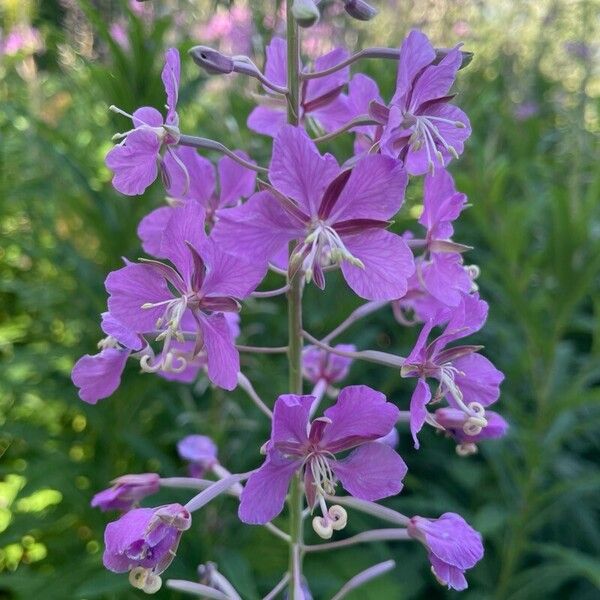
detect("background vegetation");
top-left (1, 0), bottom-right (599, 598)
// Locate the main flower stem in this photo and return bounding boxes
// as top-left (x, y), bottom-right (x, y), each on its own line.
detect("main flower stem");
top-left (286, 4), bottom-right (304, 599)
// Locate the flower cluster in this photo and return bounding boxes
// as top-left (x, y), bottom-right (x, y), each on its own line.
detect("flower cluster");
top-left (75, 9), bottom-right (506, 597)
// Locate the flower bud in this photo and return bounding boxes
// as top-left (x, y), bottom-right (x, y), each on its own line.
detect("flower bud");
top-left (343, 0), bottom-right (378, 21)
top-left (292, 0), bottom-right (320, 28)
top-left (188, 46), bottom-right (235, 75)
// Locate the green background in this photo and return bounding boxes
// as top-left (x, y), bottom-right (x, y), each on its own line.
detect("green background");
top-left (1, 0), bottom-right (599, 598)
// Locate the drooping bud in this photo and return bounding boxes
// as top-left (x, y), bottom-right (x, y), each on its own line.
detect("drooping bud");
top-left (292, 0), bottom-right (321, 28)
top-left (189, 46), bottom-right (234, 75)
top-left (343, 0), bottom-right (378, 21)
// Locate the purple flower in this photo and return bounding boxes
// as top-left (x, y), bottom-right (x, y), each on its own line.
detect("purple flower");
top-left (408, 512), bottom-right (484, 591)
top-left (105, 48), bottom-right (184, 196)
top-left (71, 313), bottom-right (144, 404)
top-left (302, 344), bottom-right (355, 385)
top-left (137, 146), bottom-right (256, 254)
top-left (213, 125), bottom-right (413, 301)
top-left (434, 407), bottom-right (508, 454)
top-left (196, 5), bottom-right (253, 55)
top-left (248, 38), bottom-right (353, 137)
top-left (345, 73), bottom-right (383, 154)
top-left (92, 473), bottom-right (160, 512)
top-left (401, 294), bottom-right (504, 448)
top-left (103, 503), bottom-right (191, 588)
top-left (375, 30), bottom-right (471, 175)
top-left (105, 201), bottom-right (265, 390)
top-left (177, 435), bottom-right (218, 478)
top-left (238, 385), bottom-right (407, 526)
top-left (1, 25), bottom-right (44, 56)
top-left (410, 168), bottom-right (473, 309)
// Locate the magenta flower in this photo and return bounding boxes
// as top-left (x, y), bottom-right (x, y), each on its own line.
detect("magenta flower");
top-left (302, 344), bottom-right (355, 385)
top-left (408, 512), bottom-right (484, 591)
top-left (412, 168), bottom-right (472, 307)
top-left (401, 294), bottom-right (504, 448)
top-left (375, 30), bottom-right (471, 175)
top-left (213, 125), bottom-right (413, 301)
top-left (71, 313), bottom-right (144, 404)
top-left (105, 202), bottom-right (265, 390)
top-left (137, 146), bottom-right (256, 255)
top-left (238, 385), bottom-right (406, 525)
top-left (345, 73), bottom-right (383, 154)
top-left (103, 503), bottom-right (191, 587)
top-left (177, 435), bottom-right (218, 478)
top-left (105, 48), bottom-right (184, 196)
top-left (248, 38), bottom-right (352, 137)
top-left (92, 473), bottom-right (160, 512)
top-left (434, 407), bottom-right (508, 450)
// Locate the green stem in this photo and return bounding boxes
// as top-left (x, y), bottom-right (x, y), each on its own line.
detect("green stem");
top-left (286, 4), bottom-right (304, 598)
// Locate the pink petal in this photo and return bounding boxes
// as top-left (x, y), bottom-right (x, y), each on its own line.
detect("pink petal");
top-left (410, 379), bottom-right (431, 449)
top-left (272, 394), bottom-right (314, 446)
top-left (422, 254), bottom-right (472, 307)
top-left (161, 48), bottom-right (180, 124)
top-left (329, 154), bottom-right (407, 223)
top-left (269, 125), bottom-right (339, 216)
top-left (105, 129), bottom-right (160, 196)
top-left (211, 191), bottom-right (304, 266)
top-left (200, 313), bottom-right (239, 390)
top-left (264, 37), bottom-right (287, 89)
top-left (310, 94), bottom-right (353, 133)
top-left (322, 385), bottom-right (399, 452)
top-left (101, 312), bottom-right (143, 351)
top-left (304, 47), bottom-right (350, 105)
top-left (452, 353), bottom-right (504, 407)
top-left (71, 348), bottom-right (129, 404)
top-left (200, 238), bottom-right (266, 299)
top-left (331, 442), bottom-right (407, 501)
top-left (105, 263), bottom-right (172, 332)
top-left (247, 105), bottom-right (287, 137)
top-left (420, 168), bottom-right (466, 235)
top-left (164, 146), bottom-right (215, 203)
top-left (393, 30), bottom-right (436, 106)
top-left (137, 205), bottom-right (173, 258)
top-left (340, 229), bottom-right (414, 301)
top-left (132, 107), bottom-right (163, 128)
top-left (410, 46), bottom-right (462, 110)
top-left (429, 554), bottom-right (468, 591)
top-left (160, 201), bottom-right (207, 282)
top-left (217, 152), bottom-right (257, 208)
top-left (238, 451), bottom-right (302, 524)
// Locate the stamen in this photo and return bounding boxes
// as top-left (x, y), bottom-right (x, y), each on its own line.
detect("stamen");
top-left (97, 335), bottom-right (119, 350)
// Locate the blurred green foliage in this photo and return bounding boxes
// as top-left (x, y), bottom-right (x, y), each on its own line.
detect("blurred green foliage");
top-left (1, 1), bottom-right (599, 599)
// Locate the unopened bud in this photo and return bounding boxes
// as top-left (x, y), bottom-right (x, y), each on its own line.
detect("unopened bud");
top-left (292, 0), bottom-right (320, 28)
top-left (189, 46), bottom-right (235, 75)
top-left (343, 0), bottom-right (378, 21)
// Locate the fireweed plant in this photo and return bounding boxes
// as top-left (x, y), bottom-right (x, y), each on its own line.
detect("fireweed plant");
top-left (72, 1), bottom-right (508, 597)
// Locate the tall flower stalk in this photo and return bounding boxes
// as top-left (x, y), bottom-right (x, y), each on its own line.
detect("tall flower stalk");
top-left (285, 4), bottom-right (305, 596)
top-left (72, 1), bottom-right (507, 597)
